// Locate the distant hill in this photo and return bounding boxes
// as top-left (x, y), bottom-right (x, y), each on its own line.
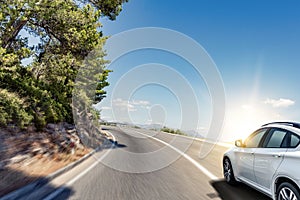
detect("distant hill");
top-left (183, 130), bottom-right (205, 138)
top-left (139, 123), bottom-right (164, 130)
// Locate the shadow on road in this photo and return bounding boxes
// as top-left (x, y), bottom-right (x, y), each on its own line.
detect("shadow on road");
top-left (95, 139), bottom-right (127, 152)
top-left (107, 139), bottom-right (127, 149)
top-left (0, 167), bottom-right (74, 200)
top-left (210, 179), bottom-right (271, 200)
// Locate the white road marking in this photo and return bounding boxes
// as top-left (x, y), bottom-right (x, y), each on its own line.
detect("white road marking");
top-left (134, 129), bottom-right (219, 180)
top-left (160, 130), bottom-right (233, 147)
top-left (45, 127), bottom-right (220, 199)
top-left (43, 133), bottom-right (116, 200)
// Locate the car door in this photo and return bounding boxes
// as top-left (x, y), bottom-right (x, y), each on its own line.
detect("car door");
top-left (253, 128), bottom-right (288, 191)
top-left (234, 128), bottom-right (269, 183)
top-left (279, 132), bottom-right (300, 183)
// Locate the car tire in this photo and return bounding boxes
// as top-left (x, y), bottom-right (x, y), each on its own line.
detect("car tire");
top-left (223, 157), bottom-right (237, 185)
top-left (277, 182), bottom-right (300, 200)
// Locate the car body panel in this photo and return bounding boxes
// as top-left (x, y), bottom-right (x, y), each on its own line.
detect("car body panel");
top-left (223, 122), bottom-right (300, 200)
top-left (234, 147), bottom-right (256, 182)
top-left (254, 148), bottom-right (287, 191)
top-left (224, 149), bottom-right (273, 197)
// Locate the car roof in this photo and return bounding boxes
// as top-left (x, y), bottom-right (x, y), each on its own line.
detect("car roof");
top-left (262, 122), bottom-right (300, 136)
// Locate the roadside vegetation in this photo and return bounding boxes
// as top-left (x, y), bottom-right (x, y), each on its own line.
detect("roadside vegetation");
top-left (0, 0), bottom-right (128, 196)
top-left (0, 0), bottom-right (128, 130)
top-left (160, 126), bottom-right (187, 136)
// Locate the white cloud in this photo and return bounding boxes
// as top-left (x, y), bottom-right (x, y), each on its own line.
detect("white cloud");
top-left (100, 106), bottom-right (111, 110)
top-left (112, 98), bottom-right (136, 111)
top-left (112, 98), bottom-right (151, 112)
top-left (131, 100), bottom-right (150, 106)
top-left (264, 98), bottom-right (295, 108)
top-left (101, 116), bottom-right (112, 120)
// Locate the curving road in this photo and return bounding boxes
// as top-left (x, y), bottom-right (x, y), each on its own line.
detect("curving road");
top-left (16, 126), bottom-right (272, 200)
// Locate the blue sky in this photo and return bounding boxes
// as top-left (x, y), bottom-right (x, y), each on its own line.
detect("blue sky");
top-left (96, 0), bottom-right (300, 141)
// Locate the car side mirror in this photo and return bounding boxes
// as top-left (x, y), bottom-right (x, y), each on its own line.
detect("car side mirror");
top-left (235, 139), bottom-right (245, 147)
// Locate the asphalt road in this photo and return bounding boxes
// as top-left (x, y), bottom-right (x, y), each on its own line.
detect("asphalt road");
top-left (19, 126), bottom-right (272, 200)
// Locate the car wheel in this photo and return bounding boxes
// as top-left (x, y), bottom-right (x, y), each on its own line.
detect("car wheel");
top-left (277, 182), bottom-right (300, 200)
top-left (223, 158), bottom-right (237, 185)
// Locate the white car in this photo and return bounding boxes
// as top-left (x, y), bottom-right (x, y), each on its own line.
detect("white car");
top-left (223, 122), bottom-right (300, 200)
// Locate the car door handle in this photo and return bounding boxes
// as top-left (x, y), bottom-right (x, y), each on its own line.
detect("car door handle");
top-left (272, 154), bottom-right (282, 158)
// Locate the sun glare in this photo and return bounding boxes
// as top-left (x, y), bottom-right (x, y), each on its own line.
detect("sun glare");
top-left (223, 104), bottom-right (280, 141)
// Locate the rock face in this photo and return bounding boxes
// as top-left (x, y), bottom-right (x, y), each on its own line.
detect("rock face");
top-left (0, 122), bottom-right (101, 197)
top-left (46, 123), bottom-right (82, 150)
top-left (0, 122), bottom-right (105, 170)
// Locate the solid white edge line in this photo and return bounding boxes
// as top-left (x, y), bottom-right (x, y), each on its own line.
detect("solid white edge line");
top-left (135, 129), bottom-right (219, 181)
top-left (45, 127), bottom-right (220, 200)
top-left (43, 132), bottom-right (116, 200)
top-left (159, 130), bottom-right (233, 148)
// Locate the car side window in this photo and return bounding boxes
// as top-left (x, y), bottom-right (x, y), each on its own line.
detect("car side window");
top-left (290, 133), bottom-right (300, 148)
top-left (244, 129), bottom-right (268, 148)
top-left (264, 129), bottom-right (288, 148)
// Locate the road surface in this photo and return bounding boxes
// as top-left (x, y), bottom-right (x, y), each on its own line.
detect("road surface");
top-left (15, 126), bottom-right (272, 200)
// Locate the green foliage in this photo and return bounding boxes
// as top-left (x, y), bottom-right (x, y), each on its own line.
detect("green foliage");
top-left (161, 126), bottom-right (187, 136)
top-left (0, 89), bottom-right (33, 128)
top-left (33, 112), bottom-right (46, 131)
top-left (95, 69), bottom-right (112, 103)
top-left (80, 0), bottom-right (129, 20)
top-left (0, 0), bottom-right (127, 129)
